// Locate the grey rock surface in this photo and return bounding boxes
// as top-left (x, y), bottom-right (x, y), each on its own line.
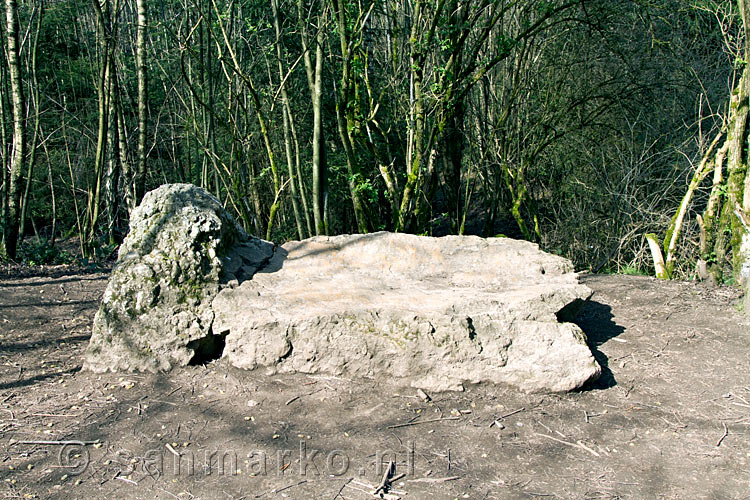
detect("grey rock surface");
top-left (85, 184), bottom-right (600, 392)
top-left (83, 184), bottom-right (273, 373)
top-left (212, 232), bottom-right (601, 392)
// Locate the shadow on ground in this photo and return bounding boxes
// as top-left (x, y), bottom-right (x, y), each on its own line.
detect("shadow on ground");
top-left (574, 300), bottom-right (625, 390)
top-left (0, 334), bottom-right (91, 353)
top-left (0, 367), bottom-right (80, 391)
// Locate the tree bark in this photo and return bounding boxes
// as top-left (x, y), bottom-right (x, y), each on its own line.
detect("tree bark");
top-left (104, 67), bottom-right (121, 244)
top-left (692, 0), bottom-right (750, 311)
top-left (18, 2), bottom-right (42, 244)
top-left (211, 0), bottom-right (281, 240)
top-left (646, 233), bottom-right (668, 279)
top-left (272, 0), bottom-right (305, 239)
top-left (654, 131), bottom-right (725, 278)
top-left (300, 0), bottom-right (327, 235)
top-left (3, 0), bottom-right (25, 259)
top-left (89, 0), bottom-right (118, 246)
top-left (330, 0), bottom-right (369, 233)
top-left (134, 0), bottom-right (147, 204)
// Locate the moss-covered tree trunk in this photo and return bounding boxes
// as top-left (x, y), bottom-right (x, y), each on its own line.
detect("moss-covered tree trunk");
top-left (330, 0), bottom-right (370, 234)
top-left (698, 0), bottom-right (750, 311)
top-left (651, 0), bottom-right (750, 311)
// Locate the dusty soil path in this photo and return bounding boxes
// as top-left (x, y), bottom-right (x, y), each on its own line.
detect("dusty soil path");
top-left (1, 270), bottom-right (748, 499)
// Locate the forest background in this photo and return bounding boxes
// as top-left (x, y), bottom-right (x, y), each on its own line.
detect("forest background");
top-left (1, 0), bottom-right (749, 296)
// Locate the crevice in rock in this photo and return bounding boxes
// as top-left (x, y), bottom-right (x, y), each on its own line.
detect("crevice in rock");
top-left (278, 342), bottom-right (294, 362)
top-left (222, 242), bottom-right (280, 286)
top-left (254, 244), bottom-right (288, 275)
top-left (466, 317), bottom-right (477, 341)
top-left (555, 297), bottom-right (586, 323)
top-left (187, 330), bottom-right (228, 365)
top-left (255, 244), bottom-right (279, 274)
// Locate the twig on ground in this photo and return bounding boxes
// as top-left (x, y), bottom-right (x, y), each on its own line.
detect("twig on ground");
top-left (286, 388), bottom-right (324, 405)
top-left (499, 407), bottom-right (525, 419)
top-left (535, 433), bottom-right (600, 457)
top-left (386, 416), bottom-right (459, 429)
top-left (114, 476), bottom-right (137, 485)
top-left (332, 477), bottom-right (353, 499)
top-left (155, 487), bottom-right (181, 500)
top-left (535, 420), bottom-right (556, 435)
top-left (348, 480), bottom-right (376, 494)
top-left (660, 416), bottom-right (686, 429)
top-left (407, 476), bottom-right (460, 483)
top-left (253, 480), bottom-right (308, 499)
top-left (13, 440), bottom-right (99, 445)
top-left (716, 423), bottom-right (728, 447)
top-left (373, 460), bottom-right (395, 495)
top-left (576, 440), bottom-right (600, 457)
top-left (30, 413), bottom-right (79, 418)
top-left (150, 399), bottom-right (178, 406)
top-left (272, 480), bottom-right (307, 494)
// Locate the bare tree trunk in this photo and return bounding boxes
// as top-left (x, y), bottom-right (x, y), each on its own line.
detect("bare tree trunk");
top-left (330, 0), bottom-right (369, 233)
top-left (19, 2), bottom-right (42, 244)
top-left (0, 62), bottom-right (8, 253)
top-left (104, 67), bottom-right (121, 244)
top-left (134, 0), bottom-right (147, 204)
top-left (61, 99), bottom-right (85, 257)
top-left (271, 0), bottom-right (305, 239)
top-left (738, 0), bottom-right (750, 310)
top-left (300, 0), bottom-right (327, 235)
top-left (650, 132), bottom-right (725, 279)
top-left (115, 87), bottom-right (133, 214)
top-left (89, 0), bottom-right (118, 246)
top-left (396, 0), bottom-right (427, 232)
top-left (211, 0), bottom-right (281, 240)
top-left (288, 104), bottom-right (313, 236)
top-left (40, 127), bottom-right (56, 247)
top-left (312, 22), bottom-right (327, 235)
top-left (645, 233), bottom-right (668, 279)
top-left (3, 0), bottom-right (25, 259)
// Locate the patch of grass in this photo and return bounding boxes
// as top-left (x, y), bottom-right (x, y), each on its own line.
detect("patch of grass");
top-left (19, 239), bottom-right (74, 266)
top-left (621, 265), bottom-right (649, 276)
top-left (599, 264), bottom-right (649, 276)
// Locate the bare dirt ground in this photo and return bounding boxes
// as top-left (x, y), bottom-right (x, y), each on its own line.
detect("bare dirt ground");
top-left (1, 268), bottom-right (749, 500)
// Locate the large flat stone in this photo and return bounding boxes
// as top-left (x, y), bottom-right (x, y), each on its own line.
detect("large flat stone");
top-left (213, 232), bottom-right (600, 392)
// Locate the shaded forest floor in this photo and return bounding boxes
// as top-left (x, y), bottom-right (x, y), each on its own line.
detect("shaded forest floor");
top-left (0, 268), bottom-right (749, 499)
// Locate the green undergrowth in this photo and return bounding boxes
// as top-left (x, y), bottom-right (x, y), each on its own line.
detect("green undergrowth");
top-left (9, 236), bottom-right (116, 268)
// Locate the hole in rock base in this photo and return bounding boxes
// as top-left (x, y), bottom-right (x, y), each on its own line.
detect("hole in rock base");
top-left (187, 331), bottom-right (228, 365)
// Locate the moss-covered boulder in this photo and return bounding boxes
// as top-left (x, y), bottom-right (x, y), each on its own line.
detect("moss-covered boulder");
top-left (83, 184), bottom-right (273, 373)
